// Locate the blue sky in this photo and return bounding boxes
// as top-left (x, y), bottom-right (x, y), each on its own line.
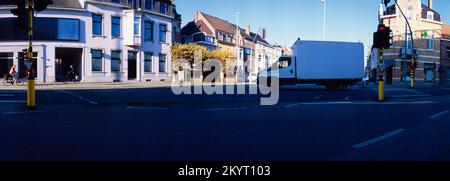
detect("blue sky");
top-left (177, 0), bottom-right (449, 52)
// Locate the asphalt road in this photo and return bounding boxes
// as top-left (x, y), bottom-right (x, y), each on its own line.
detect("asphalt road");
top-left (1, 84), bottom-right (450, 161)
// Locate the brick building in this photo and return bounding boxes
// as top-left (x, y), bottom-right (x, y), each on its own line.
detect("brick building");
top-left (370, 0), bottom-right (443, 84)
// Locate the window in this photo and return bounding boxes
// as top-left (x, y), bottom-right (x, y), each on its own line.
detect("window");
top-left (145, 0), bottom-right (154, 10)
top-left (57, 19), bottom-right (79, 40)
top-left (111, 17), bottom-right (121, 38)
top-left (159, 54), bottom-right (166, 72)
top-left (144, 21), bottom-right (153, 41)
top-left (424, 63), bottom-right (434, 81)
top-left (91, 49), bottom-right (103, 72)
top-left (406, 33), bottom-right (412, 51)
top-left (406, 6), bottom-right (413, 21)
top-left (160, 2), bottom-right (168, 14)
top-left (92, 14), bottom-right (102, 36)
top-left (111, 0), bottom-right (121, 3)
top-left (427, 11), bottom-right (434, 20)
top-left (134, 17), bottom-right (141, 36)
top-left (426, 31), bottom-right (434, 50)
top-left (159, 24), bottom-right (167, 43)
top-left (111, 51), bottom-right (121, 72)
top-left (0, 18), bottom-right (80, 41)
top-left (446, 47), bottom-right (450, 59)
top-left (144, 52), bottom-right (153, 72)
top-left (172, 26), bottom-right (176, 44)
top-left (278, 57), bottom-right (291, 68)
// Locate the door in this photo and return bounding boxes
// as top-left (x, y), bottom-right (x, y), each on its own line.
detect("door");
top-left (128, 51), bottom-right (137, 80)
top-left (385, 66), bottom-right (393, 85)
top-left (0, 53), bottom-right (13, 78)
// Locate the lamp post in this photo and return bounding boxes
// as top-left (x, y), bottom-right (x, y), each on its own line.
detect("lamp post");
top-left (321, 0), bottom-right (326, 40)
top-left (392, 0), bottom-right (415, 87)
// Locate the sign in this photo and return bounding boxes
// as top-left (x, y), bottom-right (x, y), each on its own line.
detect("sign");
top-left (24, 60), bottom-right (33, 70)
top-left (422, 31), bottom-right (428, 39)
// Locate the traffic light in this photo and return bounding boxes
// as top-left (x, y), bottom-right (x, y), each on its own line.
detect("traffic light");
top-left (34, 0), bottom-right (53, 12)
top-left (10, 0), bottom-right (28, 30)
top-left (373, 24), bottom-right (392, 49)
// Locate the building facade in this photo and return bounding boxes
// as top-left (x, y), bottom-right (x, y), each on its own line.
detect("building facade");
top-left (0, 0), bottom-right (181, 83)
top-left (440, 24), bottom-right (450, 84)
top-left (180, 11), bottom-right (282, 82)
top-left (368, 0), bottom-right (443, 84)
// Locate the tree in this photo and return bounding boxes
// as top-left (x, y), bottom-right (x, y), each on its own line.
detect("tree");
top-left (171, 44), bottom-right (235, 72)
top-left (206, 49), bottom-right (236, 74)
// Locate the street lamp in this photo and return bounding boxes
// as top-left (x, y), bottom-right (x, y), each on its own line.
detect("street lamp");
top-left (390, 0), bottom-right (415, 88)
top-left (321, 0), bottom-right (326, 40)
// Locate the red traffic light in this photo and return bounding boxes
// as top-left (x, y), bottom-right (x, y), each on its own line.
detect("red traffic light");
top-left (378, 24), bottom-right (386, 31)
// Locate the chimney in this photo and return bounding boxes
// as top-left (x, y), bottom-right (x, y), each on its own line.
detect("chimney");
top-left (261, 28), bottom-right (267, 39)
top-left (195, 11), bottom-right (200, 21)
top-left (428, 0), bottom-right (433, 9)
top-left (246, 25), bottom-right (251, 35)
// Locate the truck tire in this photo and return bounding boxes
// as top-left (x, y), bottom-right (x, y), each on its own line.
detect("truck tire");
top-left (325, 82), bottom-right (345, 90)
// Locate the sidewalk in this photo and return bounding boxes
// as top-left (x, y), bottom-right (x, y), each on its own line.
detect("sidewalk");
top-left (0, 81), bottom-right (173, 90)
top-left (334, 112), bottom-right (450, 161)
top-left (368, 83), bottom-right (432, 98)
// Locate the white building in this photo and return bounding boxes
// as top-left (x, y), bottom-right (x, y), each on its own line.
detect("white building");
top-left (0, 0), bottom-right (181, 83)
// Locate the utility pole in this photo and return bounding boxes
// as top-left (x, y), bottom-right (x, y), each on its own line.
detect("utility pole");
top-left (321, 0), bottom-right (327, 40)
top-left (27, 0), bottom-right (35, 108)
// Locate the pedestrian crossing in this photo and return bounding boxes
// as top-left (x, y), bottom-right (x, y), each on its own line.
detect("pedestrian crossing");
top-left (0, 90), bottom-right (26, 104)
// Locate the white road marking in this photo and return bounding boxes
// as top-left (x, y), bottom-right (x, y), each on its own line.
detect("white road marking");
top-left (285, 101), bottom-right (439, 108)
top-left (0, 100), bottom-right (26, 103)
top-left (314, 95), bottom-right (323, 99)
top-left (285, 103), bottom-right (302, 108)
top-left (2, 111), bottom-right (46, 115)
top-left (429, 110), bottom-right (449, 119)
top-left (204, 108), bottom-right (248, 111)
top-left (352, 129), bottom-right (405, 149)
top-left (302, 101), bottom-right (353, 105)
top-left (60, 90), bottom-right (98, 105)
top-left (126, 106), bottom-right (169, 110)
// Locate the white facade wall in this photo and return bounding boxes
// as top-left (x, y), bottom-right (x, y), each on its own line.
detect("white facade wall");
top-left (0, 1), bottom-right (174, 83)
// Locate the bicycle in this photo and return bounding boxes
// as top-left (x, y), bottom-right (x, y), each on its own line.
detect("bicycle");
top-left (2, 74), bottom-right (25, 86)
top-left (63, 71), bottom-right (81, 84)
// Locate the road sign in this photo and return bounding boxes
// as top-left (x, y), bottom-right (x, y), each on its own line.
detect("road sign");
top-left (24, 60), bottom-right (33, 70)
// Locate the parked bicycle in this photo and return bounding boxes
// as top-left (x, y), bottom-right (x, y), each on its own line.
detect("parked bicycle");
top-left (63, 71), bottom-right (81, 84)
top-left (2, 74), bottom-right (25, 86)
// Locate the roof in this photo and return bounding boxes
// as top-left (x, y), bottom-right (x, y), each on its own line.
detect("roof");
top-left (421, 4), bottom-right (441, 22)
top-left (442, 24), bottom-right (450, 35)
top-left (50, 0), bottom-right (83, 9)
top-left (181, 20), bottom-right (213, 36)
top-left (199, 12), bottom-right (270, 45)
top-left (201, 12), bottom-right (236, 35)
top-left (383, 4), bottom-right (441, 22)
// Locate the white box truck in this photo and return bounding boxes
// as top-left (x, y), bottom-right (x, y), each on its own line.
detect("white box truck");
top-left (258, 39), bottom-right (365, 90)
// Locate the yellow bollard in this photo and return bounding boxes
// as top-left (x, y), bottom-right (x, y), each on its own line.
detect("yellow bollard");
top-left (27, 79), bottom-right (35, 108)
top-left (410, 78), bottom-right (414, 88)
top-left (378, 80), bottom-right (384, 101)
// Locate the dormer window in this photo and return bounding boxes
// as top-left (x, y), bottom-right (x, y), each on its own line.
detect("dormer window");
top-left (427, 11), bottom-right (434, 20)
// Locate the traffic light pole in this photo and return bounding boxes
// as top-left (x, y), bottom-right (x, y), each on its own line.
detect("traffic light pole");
top-left (393, 0), bottom-right (415, 88)
top-left (378, 49), bottom-right (384, 101)
top-left (27, 0), bottom-right (35, 108)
